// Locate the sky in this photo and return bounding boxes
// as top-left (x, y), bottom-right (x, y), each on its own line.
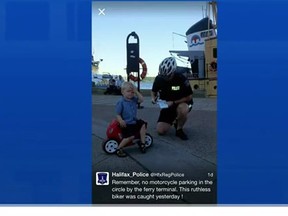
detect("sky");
top-left (92, 1), bottom-right (209, 77)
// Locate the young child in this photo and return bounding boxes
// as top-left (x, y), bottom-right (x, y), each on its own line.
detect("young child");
top-left (115, 82), bottom-right (147, 157)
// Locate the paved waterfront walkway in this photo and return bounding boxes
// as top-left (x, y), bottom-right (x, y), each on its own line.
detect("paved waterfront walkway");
top-left (92, 94), bottom-right (217, 204)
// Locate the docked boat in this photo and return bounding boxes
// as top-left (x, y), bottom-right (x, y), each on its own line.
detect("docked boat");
top-left (92, 73), bottom-right (115, 89)
top-left (169, 1), bottom-right (217, 97)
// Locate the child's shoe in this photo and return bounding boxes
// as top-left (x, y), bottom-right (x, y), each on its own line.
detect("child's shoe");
top-left (116, 148), bottom-right (127, 157)
top-left (139, 143), bottom-right (146, 153)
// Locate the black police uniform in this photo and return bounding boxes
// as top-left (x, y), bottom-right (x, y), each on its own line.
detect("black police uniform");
top-left (152, 73), bottom-right (193, 124)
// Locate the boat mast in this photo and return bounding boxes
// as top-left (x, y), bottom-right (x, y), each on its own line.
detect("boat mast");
top-left (207, 1), bottom-right (217, 40)
top-left (92, 56), bottom-right (103, 73)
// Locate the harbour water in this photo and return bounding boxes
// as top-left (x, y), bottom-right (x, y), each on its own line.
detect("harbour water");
top-left (133, 82), bottom-right (153, 90)
top-left (94, 81), bottom-right (153, 90)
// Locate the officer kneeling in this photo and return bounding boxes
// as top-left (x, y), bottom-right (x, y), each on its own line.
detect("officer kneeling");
top-left (151, 57), bottom-right (193, 140)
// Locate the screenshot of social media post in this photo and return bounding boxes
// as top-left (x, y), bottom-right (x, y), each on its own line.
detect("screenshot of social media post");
top-left (92, 1), bottom-right (217, 204)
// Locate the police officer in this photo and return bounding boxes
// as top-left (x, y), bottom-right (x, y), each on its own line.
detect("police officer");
top-left (151, 57), bottom-right (193, 140)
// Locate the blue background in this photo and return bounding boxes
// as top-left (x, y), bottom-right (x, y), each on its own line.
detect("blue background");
top-left (0, 0), bottom-right (288, 204)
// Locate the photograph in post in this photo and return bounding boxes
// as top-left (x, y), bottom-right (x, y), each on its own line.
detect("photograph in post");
top-left (92, 1), bottom-right (218, 204)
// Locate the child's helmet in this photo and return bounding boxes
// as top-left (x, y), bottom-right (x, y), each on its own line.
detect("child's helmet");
top-left (158, 57), bottom-right (177, 78)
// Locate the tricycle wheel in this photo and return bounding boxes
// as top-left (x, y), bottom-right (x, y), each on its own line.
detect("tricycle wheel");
top-left (145, 133), bottom-right (153, 148)
top-left (102, 139), bottom-right (119, 154)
